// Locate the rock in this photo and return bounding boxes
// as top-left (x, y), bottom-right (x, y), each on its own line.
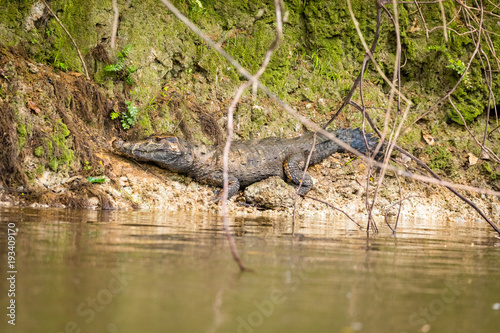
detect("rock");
top-left (27, 62), bottom-right (39, 74)
top-left (25, 1), bottom-right (46, 32)
top-left (243, 176), bottom-right (298, 209)
top-left (88, 197), bottom-right (100, 209)
top-left (492, 202), bottom-right (500, 220)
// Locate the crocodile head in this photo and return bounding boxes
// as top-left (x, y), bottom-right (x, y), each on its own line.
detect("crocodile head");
top-left (113, 135), bottom-right (191, 170)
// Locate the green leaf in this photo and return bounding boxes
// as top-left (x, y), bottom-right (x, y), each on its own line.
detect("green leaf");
top-left (86, 176), bottom-right (106, 183)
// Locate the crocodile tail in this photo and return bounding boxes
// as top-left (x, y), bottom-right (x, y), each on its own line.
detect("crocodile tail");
top-left (335, 127), bottom-right (381, 157)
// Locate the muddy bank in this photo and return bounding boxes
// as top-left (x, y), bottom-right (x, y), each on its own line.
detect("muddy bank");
top-left (1, 1), bottom-right (499, 229)
top-left (0, 45), bottom-right (498, 225)
top-left (1, 141), bottom-right (499, 226)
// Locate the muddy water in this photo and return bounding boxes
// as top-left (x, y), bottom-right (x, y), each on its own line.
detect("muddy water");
top-left (0, 207), bottom-right (499, 333)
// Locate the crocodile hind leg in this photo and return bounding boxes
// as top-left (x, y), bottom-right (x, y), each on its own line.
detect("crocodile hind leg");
top-left (205, 173), bottom-right (241, 201)
top-left (284, 154), bottom-right (314, 194)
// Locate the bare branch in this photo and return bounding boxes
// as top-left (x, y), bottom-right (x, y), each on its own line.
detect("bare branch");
top-left (384, 195), bottom-right (421, 232)
top-left (301, 195), bottom-right (362, 229)
top-left (159, 0), bottom-right (500, 234)
top-left (111, 0), bottom-right (119, 49)
top-left (43, 0), bottom-right (90, 79)
top-left (292, 133), bottom-right (316, 236)
top-left (404, 3), bottom-right (485, 131)
top-left (439, 0), bottom-right (449, 42)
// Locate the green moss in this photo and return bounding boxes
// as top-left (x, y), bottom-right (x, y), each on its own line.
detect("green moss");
top-left (48, 158), bottom-right (59, 172)
top-left (42, 119), bottom-right (74, 172)
top-left (426, 145), bottom-right (453, 171)
top-left (36, 164), bottom-right (45, 174)
top-left (448, 73), bottom-right (487, 124)
top-left (17, 122), bottom-right (28, 150)
top-left (1, 0), bottom-right (497, 170)
top-left (482, 162), bottom-right (499, 181)
top-left (34, 146), bottom-right (45, 157)
top-left (0, 0), bottom-right (35, 44)
top-left (399, 127), bottom-right (421, 153)
top-left (138, 111), bottom-right (153, 135)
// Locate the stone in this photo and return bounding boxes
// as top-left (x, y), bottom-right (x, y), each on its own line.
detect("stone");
top-left (243, 176), bottom-right (298, 209)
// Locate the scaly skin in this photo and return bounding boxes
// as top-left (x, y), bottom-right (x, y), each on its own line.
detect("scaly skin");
top-left (113, 128), bottom-right (379, 200)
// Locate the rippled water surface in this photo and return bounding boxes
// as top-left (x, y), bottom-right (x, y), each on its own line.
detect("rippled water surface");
top-left (0, 207), bottom-right (499, 333)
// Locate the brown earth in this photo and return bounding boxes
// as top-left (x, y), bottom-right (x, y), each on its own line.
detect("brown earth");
top-left (0, 46), bottom-right (499, 230)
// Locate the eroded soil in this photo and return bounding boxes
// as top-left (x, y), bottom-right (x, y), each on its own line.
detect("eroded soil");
top-left (0, 46), bottom-right (499, 228)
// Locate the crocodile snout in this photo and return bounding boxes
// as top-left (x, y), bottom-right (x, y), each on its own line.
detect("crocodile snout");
top-left (112, 138), bottom-right (125, 149)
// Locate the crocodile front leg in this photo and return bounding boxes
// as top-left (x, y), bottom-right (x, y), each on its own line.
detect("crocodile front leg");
top-left (204, 172), bottom-right (241, 201)
top-left (283, 154), bottom-right (314, 194)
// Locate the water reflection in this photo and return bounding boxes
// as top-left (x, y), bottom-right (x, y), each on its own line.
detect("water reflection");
top-left (0, 207), bottom-right (499, 333)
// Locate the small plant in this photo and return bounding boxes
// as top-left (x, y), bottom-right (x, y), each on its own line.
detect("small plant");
top-left (84, 160), bottom-right (92, 171)
top-left (446, 58), bottom-right (471, 88)
top-left (104, 44), bottom-right (137, 85)
top-left (307, 48), bottom-right (339, 81)
top-left (117, 101), bottom-right (139, 130)
top-left (189, 0), bottom-right (206, 16)
top-left (87, 176), bottom-right (106, 183)
top-left (45, 28), bottom-right (55, 37)
top-left (110, 111), bottom-right (120, 120)
top-left (53, 39), bottom-right (68, 72)
top-left (427, 45), bottom-right (472, 89)
top-left (55, 60), bottom-right (68, 71)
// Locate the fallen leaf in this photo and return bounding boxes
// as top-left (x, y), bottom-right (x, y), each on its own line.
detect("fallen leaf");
top-left (468, 153), bottom-right (479, 166)
top-left (69, 71), bottom-right (83, 77)
top-left (422, 132), bottom-right (435, 145)
top-left (408, 18), bottom-right (421, 33)
top-left (27, 99), bottom-right (41, 114)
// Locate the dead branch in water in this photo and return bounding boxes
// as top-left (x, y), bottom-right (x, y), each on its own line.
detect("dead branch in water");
top-left (384, 195), bottom-right (421, 232)
top-left (161, 0), bottom-right (284, 271)
top-left (292, 133), bottom-right (316, 237)
top-left (343, 0), bottom-right (499, 234)
top-left (43, 1), bottom-right (90, 79)
top-left (301, 194), bottom-right (362, 229)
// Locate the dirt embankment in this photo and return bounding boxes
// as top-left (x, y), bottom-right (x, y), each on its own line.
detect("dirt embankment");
top-left (0, 46), bottom-right (499, 228)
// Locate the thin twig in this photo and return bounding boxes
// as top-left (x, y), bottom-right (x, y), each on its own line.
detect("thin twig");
top-left (439, 0), bottom-right (448, 42)
top-left (111, 0), bottom-right (119, 49)
top-left (353, 102), bottom-right (500, 234)
top-left (448, 97), bottom-right (499, 163)
top-left (413, 0), bottom-right (429, 41)
top-left (404, 3), bottom-right (484, 132)
top-left (222, 83), bottom-right (250, 272)
top-left (301, 194), bottom-right (362, 229)
top-left (323, 5), bottom-right (383, 130)
top-left (292, 133), bottom-right (316, 236)
top-left (43, 0), bottom-right (90, 79)
top-left (159, 0), bottom-right (500, 235)
top-left (221, 0), bottom-right (283, 271)
top-left (384, 195), bottom-right (421, 232)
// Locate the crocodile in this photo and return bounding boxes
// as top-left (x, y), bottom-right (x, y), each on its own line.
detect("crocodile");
top-left (113, 128), bottom-right (379, 200)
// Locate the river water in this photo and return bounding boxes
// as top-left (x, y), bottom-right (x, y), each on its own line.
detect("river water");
top-left (0, 207), bottom-right (499, 333)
